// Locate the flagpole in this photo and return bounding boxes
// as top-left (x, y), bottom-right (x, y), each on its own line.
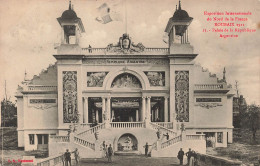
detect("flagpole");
top-left (125, 0), bottom-right (127, 34)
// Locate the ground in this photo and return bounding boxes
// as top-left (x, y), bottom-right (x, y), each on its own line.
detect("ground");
top-left (206, 129), bottom-right (260, 166)
top-left (1, 127), bottom-right (260, 165)
top-left (79, 156), bottom-right (180, 166)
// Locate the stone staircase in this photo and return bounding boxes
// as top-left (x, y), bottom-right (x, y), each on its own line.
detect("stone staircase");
top-left (49, 122), bottom-right (205, 158)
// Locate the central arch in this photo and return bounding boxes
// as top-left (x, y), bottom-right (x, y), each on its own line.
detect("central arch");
top-left (103, 68), bottom-right (150, 90)
top-left (111, 73), bottom-right (142, 89)
top-left (117, 133), bottom-right (138, 151)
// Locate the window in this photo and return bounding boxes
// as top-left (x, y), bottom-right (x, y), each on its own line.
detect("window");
top-left (29, 134), bottom-right (34, 145)
top-left (37, 134), bottom-right (48, 145)
top-left (217, 132), bottom-right (223, 143)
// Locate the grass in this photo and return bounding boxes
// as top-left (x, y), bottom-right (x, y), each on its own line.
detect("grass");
top-left (0, 127), bottom-right (47, 165)
top-left (207, 129), bottom-right (260, 166)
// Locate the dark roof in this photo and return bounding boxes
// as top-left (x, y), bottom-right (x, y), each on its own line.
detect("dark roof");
top-left (61, 9), bottom-right (78, 19)
top-left (172, 9), bottom-right (190, 20)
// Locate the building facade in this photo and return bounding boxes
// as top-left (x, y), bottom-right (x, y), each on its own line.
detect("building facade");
top-left (16, 2), bottom-right (234, 157)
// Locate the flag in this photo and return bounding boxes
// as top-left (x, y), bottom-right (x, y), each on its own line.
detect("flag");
top-left (163, 32), bottom-right (169, 44)
top-left (95, 1), bottom-right (123, 24)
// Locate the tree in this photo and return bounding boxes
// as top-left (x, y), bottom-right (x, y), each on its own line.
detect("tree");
top-left (242, 104), bottom-right (260, 142)
top-left (1, 99), bottom-right (17, 127)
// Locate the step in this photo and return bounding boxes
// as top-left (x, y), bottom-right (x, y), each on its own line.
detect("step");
top-left (114, 151), bottom-right (142, 156)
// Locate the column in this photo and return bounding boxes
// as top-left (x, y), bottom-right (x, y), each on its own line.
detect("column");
top-left (136, 110), bottom-right (139, 122)
top-left (155, 109), bottom-right (159, 120)
top-left (83, 97), bottom-right (88, 124)
top-left (102, 97), bottom-right (106, 123)
top-left (107, 97), bottom-right (111, 122)
top-left (164, 96), bottom-right (169, 122)
top-left (61, 26), bottom-right (64, 44)
top-left (96, 110), bottom-right (99, 123)
top-left (142, 97), bottom-right (146, 121)
top-left (147, 97), bottom-right (151, 122)
top-left (112, 110), bottom-right (114, 120)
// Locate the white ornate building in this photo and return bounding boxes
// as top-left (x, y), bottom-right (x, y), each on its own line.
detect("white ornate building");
top-left (16, 1), bottom-right (234, 157)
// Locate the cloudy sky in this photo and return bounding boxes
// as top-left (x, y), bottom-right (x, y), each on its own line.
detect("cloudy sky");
top-left (0, 0), bottom-right (259, 104)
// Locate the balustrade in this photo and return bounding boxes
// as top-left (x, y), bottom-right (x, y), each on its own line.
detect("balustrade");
top-left (161, 135), bottom-right (182, 149)
top-left (154, 122), bottom-right (173, 129)
top-left (26, 85), bottom-right (57, 91)
top-left (150, 122), bottom-right (176, 136)
top-left (186, 134), bottom-right (205, 140)
top-left (81, 47), bottom-right (169, 55)
top-left (110, 122), bottom-right (144, 128)
top-left (194, 84), bottom-right (226, 90)
top-left (37, 151), bottom-right (75, 166)
top-left (77, 123), bottom-right (105, 137)
top-left (74, 136), bottom-right (95, 150)
top-left (49, 135), bottom-right (70, 142)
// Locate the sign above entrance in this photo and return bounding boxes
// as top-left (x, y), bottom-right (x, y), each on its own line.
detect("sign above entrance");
top-left (83, 59), bottom-right (169, 65)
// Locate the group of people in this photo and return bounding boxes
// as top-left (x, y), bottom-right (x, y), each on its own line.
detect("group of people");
top-left (156, 129), bottom-right (170, 141)
top-left (177, 148), bottom-right (198, 166)
top-left (102, 141), bottom-right (114, 162)
top-left (63, 148), bottom-right (80, 166)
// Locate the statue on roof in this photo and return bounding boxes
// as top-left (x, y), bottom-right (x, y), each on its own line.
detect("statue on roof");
top-left (106, 33), bottom-right (145, 54)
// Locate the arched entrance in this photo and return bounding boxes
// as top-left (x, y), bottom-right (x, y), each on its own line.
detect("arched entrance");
top-left (110, 73), bottom-right (143, 122)
top-left (117, 133), bottom-right (138, 151)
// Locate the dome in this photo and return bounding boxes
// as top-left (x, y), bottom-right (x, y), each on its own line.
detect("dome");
top-left (61, 9), bottom-right (78, 19)
top-left (172, 9), bottom-right (190, 20)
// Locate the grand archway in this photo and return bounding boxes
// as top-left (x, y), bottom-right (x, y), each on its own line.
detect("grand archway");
top-left (117, 133), bottom-right (138, 151)
top-left (111, 73), bottom-right (142, 89)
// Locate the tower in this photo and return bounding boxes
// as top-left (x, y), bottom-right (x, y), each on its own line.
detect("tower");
top-left (165, 0), bottom-right (193, 54)
top-left (56, 1), bottom-right (85, 54)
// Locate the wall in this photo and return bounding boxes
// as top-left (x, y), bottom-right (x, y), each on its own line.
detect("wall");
top-left (17, 97), bottom-right (24, 147)
top-left (152, 139), bottom-right (206, 159)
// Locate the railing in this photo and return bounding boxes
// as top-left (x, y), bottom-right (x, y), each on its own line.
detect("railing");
top-left (194, 84), bottom-right (226, 90)
top-left (161, 135), bottom-right (182, 149)
top-left (153, 122), bottom-right (173, 129)
top-left (82, 47), bottom-right (169, 55)
top-left (186, 134), bottom-right (205, 140)
top-left (74, 136), bottom-right (95, 150)
top-left (196, 153), bottom-right (242, 166)
top-left (49, 135), bottom-right (70, 142)
top-left (77, 123), bottom-right (105, 137)
top-left (25, 85), bottom-right (57, 92)
top-left (149, 122), bottom-right (176, 137)
top-left (110, 122), bottom-right (144, 128)
top-left (37, 151), bottom-right (75, 166)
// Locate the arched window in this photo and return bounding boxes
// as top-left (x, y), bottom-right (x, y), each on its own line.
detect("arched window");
top-left (111, 73), bottom-right (142, 89)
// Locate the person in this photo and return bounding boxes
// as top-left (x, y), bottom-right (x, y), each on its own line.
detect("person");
top-left (107, 144), bottom-right (113, 162)
top-left (164, 132), bottom-right (169, 140)
top-left (177, 148), bottom-right (185, 165)
top-left (102, 141), bottom-right (106, 158)
top-left (94, 131), bottom-right (99, 140)
top-left (88, 45), bottom-right (92, 53)
top-left (156, 129), bottom-right (161, 139)
top-left (186, 148), bottom-right (192, 165)
top-left (105, 144), bottom-right (108, 158)
top-left (191, 150), bottom-right (197, 166)
top-left (64, 149), bottom-right (71, 166)
top-left (143, 142), bottom-right (152, 157)
top-left (74, 148), bottom-right (80, 166)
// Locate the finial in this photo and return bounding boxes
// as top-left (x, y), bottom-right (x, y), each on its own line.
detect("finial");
top-left (179, 0), bottom-right (181, 10)
top-left (223, 67), bottom-right (226, 82)
top-left (176, 5), bottom-right (177, 11)
top-left (24, 70), bottom-right (28, 81)
top-left (69, 0), bottom-right (72, 10)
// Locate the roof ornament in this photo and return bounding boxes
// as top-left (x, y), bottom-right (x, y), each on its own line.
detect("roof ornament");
top-left (223, 67), bottom-right (226, 82)
top-left (69, 0), bottom-right (72, 10)
top-left (176, 5), bottom-right (177, 11)
top-left (178, 0), bottom-right (181, 10)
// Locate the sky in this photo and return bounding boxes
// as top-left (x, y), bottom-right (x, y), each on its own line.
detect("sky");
top-left (0, 0), bottom-right (259, 105)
